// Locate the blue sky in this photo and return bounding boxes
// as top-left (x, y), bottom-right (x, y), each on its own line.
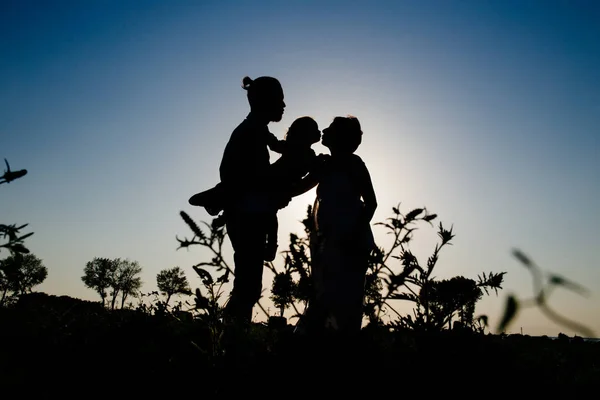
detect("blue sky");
top-left (2, 0), bottom-right (598, 336)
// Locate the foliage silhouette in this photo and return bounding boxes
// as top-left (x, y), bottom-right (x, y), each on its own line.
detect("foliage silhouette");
top-left (264, 229), bottom-right (312, 319)
top-left (177, 210), bottom-right (271, 318)
top-left (113, 259), bottom-right (143, 309)
top-left (156, 266), bottom-right (191, 305)
top-left (82, 257), bottom-right (117, 307)
top-left (82, 257), bottom-right (143, 309)
top-left (189, 264), bottom-right (230, 359)
top-left (356, 204), bottom-right (505, 331)
top-left (0, 223), bottom-right (33, 255)
top-left (1, 159), bottom-right (40, 308)
top-left (0, 158), bottom-right (27, 185)
top-left (1, 159), bottom-right (32, 255)
top-left (179, 204), bottom-right (505, 333)
top-left (497, 249), bottom-right (594, 337)
top-left (0, 253), bottom-right (47, 306)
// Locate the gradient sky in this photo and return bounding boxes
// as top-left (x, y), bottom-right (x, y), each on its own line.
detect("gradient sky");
top-left (2, 0), bottom-right (598, 337)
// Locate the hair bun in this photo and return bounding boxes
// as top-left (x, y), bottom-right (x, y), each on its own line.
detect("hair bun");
top-left (242, 76), bottom-right (253, 90)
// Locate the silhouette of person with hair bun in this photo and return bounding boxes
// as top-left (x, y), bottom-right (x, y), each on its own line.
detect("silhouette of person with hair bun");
top-left (217, 75), bottom-right (288, 325)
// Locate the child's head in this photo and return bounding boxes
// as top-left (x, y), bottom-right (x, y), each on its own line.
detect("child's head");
top-left (285, 116), bottom-right (321, 147)
top-left (322, 115), bottom-right (362, 154)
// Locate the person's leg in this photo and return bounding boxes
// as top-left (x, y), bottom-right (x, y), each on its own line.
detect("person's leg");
top-left (264, 212), bottom-right (278, 261)
top-left (224, 211), bottom-right (269, 324)
top-left (300, 233), bottom-right (329, 336)
top-left (330, 251), bottom-right (368, 334)
top-left (346, 261), bottom-right (368, 333)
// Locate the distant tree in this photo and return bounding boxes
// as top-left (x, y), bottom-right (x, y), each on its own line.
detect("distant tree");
top-left (421, 276), bottom-right (487, 329)
top-left (82, 257), bottom-right (117, 307)
top-left (0, 253), bottom-right (47, 305)
top-left (115, 259), bottom-right (143, 308)
top-left (156, 266), bottom-right (190, 305)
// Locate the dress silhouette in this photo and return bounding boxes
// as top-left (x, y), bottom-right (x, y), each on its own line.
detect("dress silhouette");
top-left (294, 116), bottom-right (377, 335)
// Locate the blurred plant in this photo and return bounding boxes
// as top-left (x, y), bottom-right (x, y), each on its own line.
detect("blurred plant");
top-left (497, 249), bottom-right (594, 337)
top-left (156, 266), bottom-right (191, 306)
top-left (0, 158), bottom-right (27, 185)
top-left (0, 253), bottom-right (48, 306)
top-left (1, 159), bottom-right (32, 255)
top-left (0, 224), bottom-right (33, 255)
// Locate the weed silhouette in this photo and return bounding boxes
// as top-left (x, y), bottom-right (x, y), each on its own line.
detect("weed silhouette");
top-left (497, 249), bottom-right (594, 337)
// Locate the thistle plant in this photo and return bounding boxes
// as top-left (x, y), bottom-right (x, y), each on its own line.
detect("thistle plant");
top-left (177, 211), bottom-right (271, 320)
top-left (365, 204), bottom-right (505, 332)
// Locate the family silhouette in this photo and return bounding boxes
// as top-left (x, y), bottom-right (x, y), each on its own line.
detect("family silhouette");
top-left (190, 75), bottom-right (377, 338)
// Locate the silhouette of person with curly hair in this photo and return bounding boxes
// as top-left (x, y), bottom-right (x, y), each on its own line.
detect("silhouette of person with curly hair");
top-left (293, 116), bottom-right (377, 336)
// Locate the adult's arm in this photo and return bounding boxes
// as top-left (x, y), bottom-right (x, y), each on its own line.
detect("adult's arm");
top-left (355, 157), bottom-right (377, 223)
top-left (288, 172), bottom-right (319, 198)
top-left (267, 132), bottom-right (286, 154)
top-left (287, 152), bottom-right (328, 198)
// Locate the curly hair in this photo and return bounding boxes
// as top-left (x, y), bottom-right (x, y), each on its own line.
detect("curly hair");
top-left (329, 115), bottom-right (363, 153)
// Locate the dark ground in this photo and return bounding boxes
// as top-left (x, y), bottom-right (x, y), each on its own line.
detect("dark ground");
top-left (1, 293), bottom-right (598, 397)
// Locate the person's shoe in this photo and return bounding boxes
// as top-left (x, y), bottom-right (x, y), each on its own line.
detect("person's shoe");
top-left (189, 184), bottom-right (225, 216)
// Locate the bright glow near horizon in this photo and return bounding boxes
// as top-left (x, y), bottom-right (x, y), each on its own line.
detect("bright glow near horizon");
top-left (2, 0), bottom-right (599, 336)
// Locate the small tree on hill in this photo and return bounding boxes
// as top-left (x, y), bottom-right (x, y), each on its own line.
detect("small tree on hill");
top-left (156, 266), bottom-right (190, 305)
top-left (0, 253), bottom-right (47, 305)
top-left (82, 257), bottom-right (117, 307)
top-left (115, 259), bottom-right (143, 308)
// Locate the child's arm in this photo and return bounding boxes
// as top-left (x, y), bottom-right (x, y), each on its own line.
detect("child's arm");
top-left (267, 132), bottom-right (286, 154)
top-left (287, 153), bottom-right (327, 198)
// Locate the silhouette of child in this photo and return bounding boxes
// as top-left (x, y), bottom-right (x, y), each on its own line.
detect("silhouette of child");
top-left (188, 125), bottom-right (286, 216)
top-left (263, 116), bottom-right (323, 261)
top-left (189, 116), bottom-right (323, 261)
